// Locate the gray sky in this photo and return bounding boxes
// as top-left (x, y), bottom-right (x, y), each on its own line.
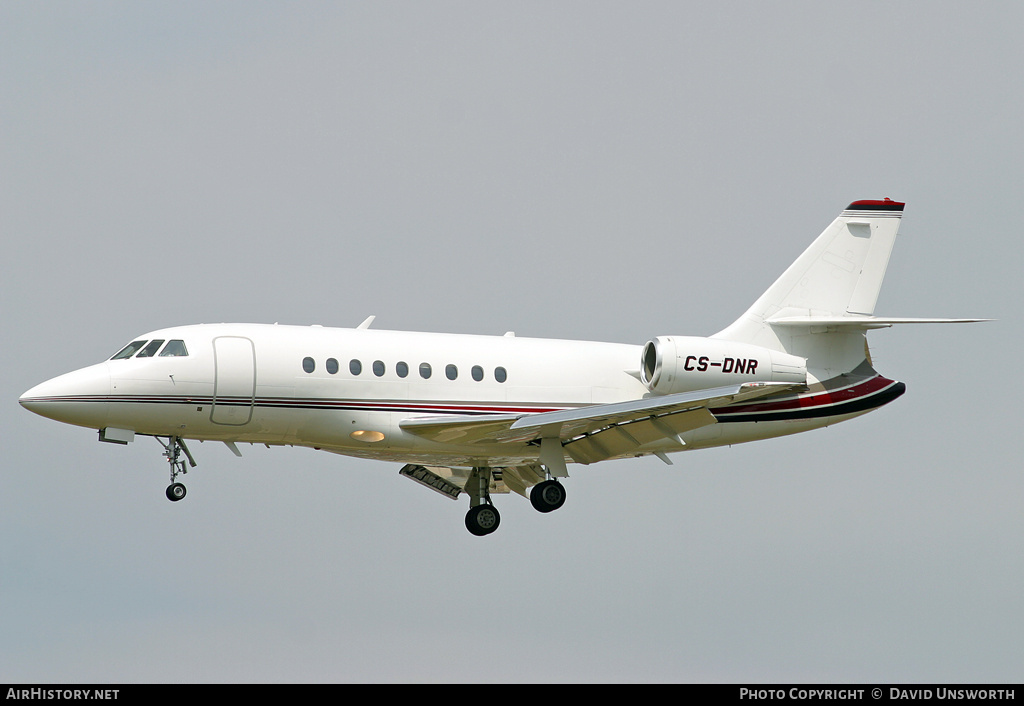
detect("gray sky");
top-left (1, 1), bottom-right (1019, 683)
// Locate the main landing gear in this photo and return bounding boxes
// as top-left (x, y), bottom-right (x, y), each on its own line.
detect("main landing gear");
top-left (158, 436), bottom-right (196, 502)
top-left (464, 468), bottom-right (500, 536)
top-left (462, 468), bottom-right (568, 536)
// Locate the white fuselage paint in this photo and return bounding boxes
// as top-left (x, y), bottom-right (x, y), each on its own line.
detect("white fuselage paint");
top-left (21, 322), bottom-right (876, 469)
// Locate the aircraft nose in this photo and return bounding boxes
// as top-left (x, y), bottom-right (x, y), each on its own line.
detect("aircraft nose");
top-left (20, 363), bottom-right (111, 429)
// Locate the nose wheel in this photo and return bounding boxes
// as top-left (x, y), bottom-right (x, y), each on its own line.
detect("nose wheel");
top-left (158, 436), bottom-right (196, 503)
top-left (166, 482), bottom-right (187, 502)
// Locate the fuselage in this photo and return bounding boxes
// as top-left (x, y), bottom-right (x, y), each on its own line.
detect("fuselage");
top-left (20, 322), bottom-right (904, 468)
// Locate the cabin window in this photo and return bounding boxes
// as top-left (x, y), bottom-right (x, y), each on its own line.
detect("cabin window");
top-left (302, 357), bottom-right (315, 373)
top-left (372, 360), bottom-right (385, 377)
top-left (495, 366), bottom-right (507, 383)
top-left (350, 359), bottom-right (362, 375)
top-left (159, 340), bottom-right (189, 357)
top-left (419, 363), bottom-right (432, 379)
top-left (446, 364), bottom-right (458, 380)
top-left (136, 340), bottom-right (166, 358)
top-left (471, 365), bottom-right (484, 382)
top-left (326, 358), bottom-right (339, 374)
top-left (111, 341), bottom-right (148, 360)
top-left (396, 361), bottom-right (409, 378)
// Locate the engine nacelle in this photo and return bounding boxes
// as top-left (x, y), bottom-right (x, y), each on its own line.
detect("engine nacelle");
top-left (640, 336), bottom-right (806, 394)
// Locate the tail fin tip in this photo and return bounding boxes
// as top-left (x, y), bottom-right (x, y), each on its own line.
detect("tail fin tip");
top-left (845, 198), bottom-right (904, 212)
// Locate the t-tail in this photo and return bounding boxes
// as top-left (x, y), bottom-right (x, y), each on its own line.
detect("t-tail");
top-left (711, 199), bottom-right (987, 382)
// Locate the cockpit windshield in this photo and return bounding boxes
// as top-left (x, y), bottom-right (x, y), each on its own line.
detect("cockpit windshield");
top-left (111, 341), bottom-right (148, 360)
top-left (135, 340), bottom-right (166, 358)
top-left (110, 339), bottom-right (189, 360)
top-left (159, 340), bottom-right (188, 357)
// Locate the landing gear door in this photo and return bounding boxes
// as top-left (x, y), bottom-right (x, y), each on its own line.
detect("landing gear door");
top-left (211, 336), bottom-right (256, 426)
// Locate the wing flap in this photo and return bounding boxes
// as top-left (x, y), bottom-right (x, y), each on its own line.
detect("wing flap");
top-left (398, 382), bottom-right (798, 461)
top-left (563, 407), bottom-right (717, 464)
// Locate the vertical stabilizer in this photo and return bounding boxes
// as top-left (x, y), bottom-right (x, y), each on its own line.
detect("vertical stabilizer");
top-left (712, 199), bottom-right (904, 359)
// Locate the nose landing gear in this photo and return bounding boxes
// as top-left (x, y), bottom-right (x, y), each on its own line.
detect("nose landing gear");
top-left (158, 436), bottom-right (196, 502)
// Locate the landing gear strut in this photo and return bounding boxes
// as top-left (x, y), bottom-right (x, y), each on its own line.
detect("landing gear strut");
top-left (464, 467), bottom-right (500, 536)
top-left (158, 436), bottom-right (196, 502)
top-left (531, 436), bottom-right (569, 514)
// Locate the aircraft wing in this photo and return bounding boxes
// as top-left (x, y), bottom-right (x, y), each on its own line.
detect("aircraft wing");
top-left (399, 382), bottom-right (797, 464)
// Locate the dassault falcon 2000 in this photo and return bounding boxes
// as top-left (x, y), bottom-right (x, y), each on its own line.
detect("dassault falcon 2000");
top-left (21, 199), bottom-right (985, 535)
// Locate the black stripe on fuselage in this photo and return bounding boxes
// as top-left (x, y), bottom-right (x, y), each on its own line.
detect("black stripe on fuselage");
top-left (713, 381), bottom-right (905, 423)
top-left (25, 395), bottom-right (565, 417)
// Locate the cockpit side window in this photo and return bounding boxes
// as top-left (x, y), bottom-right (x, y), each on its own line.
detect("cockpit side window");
top-left (135, 340), bottom-right (166, 358)
top-left (111, 341), bottom-right (148, 360)
top-left (159, 340), bottom-right (189, 357)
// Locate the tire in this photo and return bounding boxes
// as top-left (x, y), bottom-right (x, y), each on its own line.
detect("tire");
top-left (530, 480), bottom-right (566, 513)
top-left (465, 504), bottom-right (500, 536)
top-left (166, 483), bottom-right (187, 502)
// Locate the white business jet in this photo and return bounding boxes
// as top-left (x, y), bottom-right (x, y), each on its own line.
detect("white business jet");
top-left (20, 199), bottom-right (985, 535)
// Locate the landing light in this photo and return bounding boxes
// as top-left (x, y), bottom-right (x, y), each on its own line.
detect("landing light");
top-left (350, 430), bottom-right (385, 443)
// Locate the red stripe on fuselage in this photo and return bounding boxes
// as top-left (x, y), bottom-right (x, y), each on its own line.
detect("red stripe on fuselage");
top-left (712, 375), bottom-right (897, 417)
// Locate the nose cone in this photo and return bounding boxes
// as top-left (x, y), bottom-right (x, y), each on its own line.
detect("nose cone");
top-left (20, 363), bottom-right (111, 429)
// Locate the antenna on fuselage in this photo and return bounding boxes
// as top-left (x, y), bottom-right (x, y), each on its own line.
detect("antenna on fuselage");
top-left (357, 315), bottom-right (376, 330)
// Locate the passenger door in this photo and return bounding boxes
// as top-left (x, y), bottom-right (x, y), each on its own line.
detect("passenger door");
top-left (211, 336), bottom-right (255, 425)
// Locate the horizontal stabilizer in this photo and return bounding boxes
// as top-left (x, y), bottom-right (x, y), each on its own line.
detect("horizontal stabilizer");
top-left (766, 315), bottom-right (991, 330)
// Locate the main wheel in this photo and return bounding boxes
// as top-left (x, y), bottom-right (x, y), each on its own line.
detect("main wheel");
top-left (530, 480), bottom-right (566, 513)
top-left (465, 504), bottom-right (500, 536)
top-left (166, 482), bottom-right (187, 502)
